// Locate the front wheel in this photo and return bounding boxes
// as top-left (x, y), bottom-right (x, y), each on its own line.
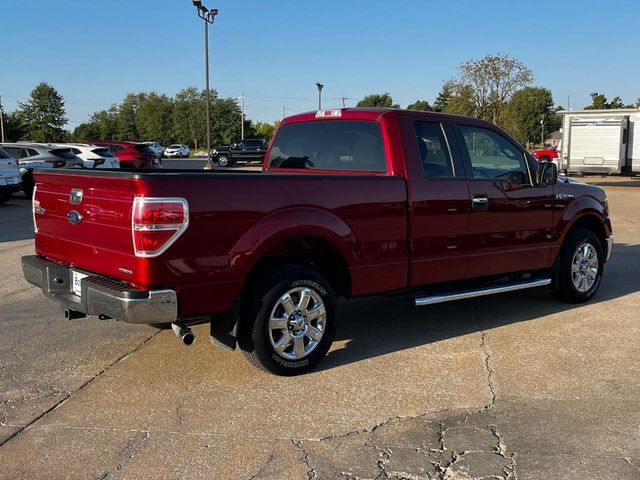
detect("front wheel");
top-left (555, 229), bottom-right (604, 303)
top-left (217, 155), bottom-right (230, 167)
top-left (240, 266), bottom-right (337, 376)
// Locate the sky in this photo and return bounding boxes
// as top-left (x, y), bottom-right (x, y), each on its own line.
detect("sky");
top-left (1, 0), bottom-right (639, 131)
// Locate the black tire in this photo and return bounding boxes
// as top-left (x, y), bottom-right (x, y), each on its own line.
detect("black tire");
top-left (217, 155), bottom-right (230, 167)
top-left (22, 171), bottom-right (34, 199)
top-left (554, 228), bottom-right (604, 303)
top-left (539, 156), bottom-right (551, 163)
top-left (0, 192), bottom-right (11, 204)
top-left (239, 265), bottom-right (337, 376)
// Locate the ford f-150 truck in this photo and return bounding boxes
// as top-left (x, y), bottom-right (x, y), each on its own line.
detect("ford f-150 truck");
top-left (22, 108), bottom-right (613, 375)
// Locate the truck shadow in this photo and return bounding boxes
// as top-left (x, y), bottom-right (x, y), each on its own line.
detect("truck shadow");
top-left (319, 242), bottom-right (640, 372)
top-left (0, 196), bottom-right (35, 243)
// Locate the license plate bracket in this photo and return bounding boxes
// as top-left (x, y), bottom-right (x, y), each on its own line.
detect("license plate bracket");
top-left (72, 270), bottom-right (88, 297)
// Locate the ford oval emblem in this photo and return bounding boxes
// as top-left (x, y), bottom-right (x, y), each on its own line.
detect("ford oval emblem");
top-left (67, 210), bottom-right (83, 225)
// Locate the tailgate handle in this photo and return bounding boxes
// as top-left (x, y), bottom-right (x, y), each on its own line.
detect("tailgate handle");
top-left (472, 194), bottom-right (489, 211)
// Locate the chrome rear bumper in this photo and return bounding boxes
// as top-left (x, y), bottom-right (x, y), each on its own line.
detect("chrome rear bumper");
top-left (21, 255), bottom-right (177, 324)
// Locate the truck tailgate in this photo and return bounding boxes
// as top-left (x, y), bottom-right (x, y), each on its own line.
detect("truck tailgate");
top-left (33, 170), bottom-right (143, 285)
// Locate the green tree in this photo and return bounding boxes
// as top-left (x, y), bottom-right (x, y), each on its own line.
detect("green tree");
top-left (17, 82), bottom-right (68, 142)
top-left (3, 111), bottom-right (25, 142)
top-left (636, 97), bottom-right (640, 108)
top-left (117, 93), bottom-right (145, 140)
top-left (253, 121), bottom-right (279, 141)
top-left (442, 82), bottom-right (476, 117)
top-left (448, 54), bottom-right (533, 124)
top-left (503, 87), bottom-right (560, 147)
top-left (172, 87), bottom-right (206, 148)
top-left (356, 92), bottom-right (399, 108)
top-left (211, 96), bottom-right (244, 145)
top-left (137, 92), bottom-right (174, 144)
top-left (584, 92), bottom-right (633, 110)
top-left (433, 84), bottom-right (453, 112)
top-left (407, 100), bottom-right (432, 111)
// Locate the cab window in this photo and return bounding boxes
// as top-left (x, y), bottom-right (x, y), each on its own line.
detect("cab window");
top-left (414, 122), bottom-right (454, 178)
top-left (268, 121), bottom-right (386, 172)
top-left (460, 125), bottom-right (529, 184)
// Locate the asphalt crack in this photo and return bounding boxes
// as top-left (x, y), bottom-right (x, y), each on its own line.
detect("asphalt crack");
top-left (292, 439), bottom-right (317, 479)
top-left (474, 304), bottom-right (497, 411)
top-left (247, 453), bottom-right (276, 480)
top-left (0, 330), bottom-right (161, 448)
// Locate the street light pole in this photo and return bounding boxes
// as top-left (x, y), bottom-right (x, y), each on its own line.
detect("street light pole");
top-left (316, 82), bottom-right (323, 110)
top-left (238, 93), bottom-right (245, 140)
top-left (192, 1), bottom-right (218, 170)
top-left (0, 96), bottom-right (5, 143)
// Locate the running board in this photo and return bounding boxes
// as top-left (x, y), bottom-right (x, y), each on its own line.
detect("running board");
top-left (414, 278), bottom-right (552, 307)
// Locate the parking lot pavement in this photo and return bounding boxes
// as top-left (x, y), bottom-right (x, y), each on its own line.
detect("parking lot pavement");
top-left (1, 182), bottom-right (639, 479)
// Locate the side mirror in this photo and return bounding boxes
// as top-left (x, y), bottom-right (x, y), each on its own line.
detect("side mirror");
top-left (537, 161), bottom-right (558, 186)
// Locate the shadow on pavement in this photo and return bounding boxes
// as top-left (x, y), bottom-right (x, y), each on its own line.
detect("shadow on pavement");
top-left (0, 195), bottom-right (34, 243)
top-left (320, 242), bottom-right (640, 371)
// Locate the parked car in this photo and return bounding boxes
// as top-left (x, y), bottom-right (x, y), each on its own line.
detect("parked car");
top-left (0, 143), bottom-right (83, 197)
top-left (213, 138), bottom-right (267, 167)
top-left (87, 141), bottom-right (159, 169)
top-left (531, 145), bottom-right (559, 164)
top-left (62, 144), bottom-right (120, 169)
top-left (0, 148), bottom-right (22, 203)
top-left (22, 108), bottom-right (613, 376)
top-left (143, 142), bottom-right (165, 159)
top-left (164, 144), bottom-right (190, 158)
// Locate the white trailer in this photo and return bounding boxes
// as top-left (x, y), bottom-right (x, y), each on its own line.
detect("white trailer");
top-left (558, 108), bottom-right (640, 174)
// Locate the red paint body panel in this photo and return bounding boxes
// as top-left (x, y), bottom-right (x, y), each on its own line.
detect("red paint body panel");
top-left (32, 109), bottom-right (612, 320)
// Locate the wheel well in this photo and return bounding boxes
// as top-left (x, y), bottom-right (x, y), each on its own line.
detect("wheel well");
top-left (568, 215), bottom-right (606, 249)
top-left (242, 236), bottom-right (351, 299)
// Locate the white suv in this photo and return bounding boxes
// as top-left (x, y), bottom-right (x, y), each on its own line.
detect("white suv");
top-left (0, 148), bottom-right (22, 203)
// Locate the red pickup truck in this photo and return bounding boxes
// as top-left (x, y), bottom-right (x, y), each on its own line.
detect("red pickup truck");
top-left (22, 108), bottom-right (613, 375)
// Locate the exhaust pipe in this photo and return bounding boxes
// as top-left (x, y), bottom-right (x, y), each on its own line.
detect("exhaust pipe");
top-left (171, 323), bottom-right (195, 346)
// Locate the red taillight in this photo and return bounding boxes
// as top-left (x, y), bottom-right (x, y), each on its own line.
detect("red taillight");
top-left (132, 197), bottom-right (189, 257)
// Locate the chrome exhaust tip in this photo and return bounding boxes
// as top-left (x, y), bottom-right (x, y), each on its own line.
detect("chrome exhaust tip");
top-left (171, 323), bottom-right (195, 346)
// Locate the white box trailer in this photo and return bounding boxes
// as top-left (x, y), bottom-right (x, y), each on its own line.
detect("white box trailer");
top-left (559, 108), bottom-right (640, 174)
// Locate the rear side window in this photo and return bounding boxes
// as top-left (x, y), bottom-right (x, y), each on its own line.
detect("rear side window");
top-left (268, 120), bottom-right (386, 172)
top-left (414, 122), bottom-right (454, 178)
top-left (92, 148), bottom-right (114, 157)
top-left (50, 148), bottom-right (77, 160)
top-left (460, 125), bottom-right (529, 185)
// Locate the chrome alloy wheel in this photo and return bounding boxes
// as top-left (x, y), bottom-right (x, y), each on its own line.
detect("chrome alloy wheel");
top-left (571, 242), bottom-right (599, 293)
top-left (268, 287), bottom-right (326, 361)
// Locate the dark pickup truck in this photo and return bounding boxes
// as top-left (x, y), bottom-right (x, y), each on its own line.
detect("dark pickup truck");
top-left (212, 138), bottom-right (268, 167)
top-left (22, 108), bottom-right (613, 375)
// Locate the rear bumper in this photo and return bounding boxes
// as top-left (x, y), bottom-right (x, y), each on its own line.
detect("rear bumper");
top-left (21, 255), bottom-right (177, 324)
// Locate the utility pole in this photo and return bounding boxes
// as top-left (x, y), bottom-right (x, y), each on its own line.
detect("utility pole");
top-left (315, 82), bottom-right (323, 110)
top-left (541, 113), bottom-right (545, 146)
top-left (282, 106), bottom-right (286, 119)
top-left (0, 96), bottom-right (5, 143)
top-left (341, 97), bottom-right (347, 108)
top-left (238, 93), bottom-right (245, 140)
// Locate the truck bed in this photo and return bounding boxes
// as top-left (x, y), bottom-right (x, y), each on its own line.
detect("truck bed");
top-left (32, 169), bottom-right (408, 317)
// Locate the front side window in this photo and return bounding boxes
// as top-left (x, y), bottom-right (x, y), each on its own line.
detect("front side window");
top-left (414, 122), bottom-right (454, 178)
top-left (460, 125), bottom-right (529, 184)
top-left (268, 120), bottom-right (386, 172)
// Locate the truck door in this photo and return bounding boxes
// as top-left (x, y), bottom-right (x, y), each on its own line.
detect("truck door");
top-left (399, 116), bottom-right (470, 287)
top-left (454, 123), bottom-right (554, 279)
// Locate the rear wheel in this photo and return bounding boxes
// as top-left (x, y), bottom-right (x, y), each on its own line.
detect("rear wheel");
top-left (0, 192), bottom-right (12, 204)
top-left (240, 265), bottom-right (336, 375)
top-left (539, 156), bottom-right (551, 163)
top-left (555, 229), bottom-right (603, 303)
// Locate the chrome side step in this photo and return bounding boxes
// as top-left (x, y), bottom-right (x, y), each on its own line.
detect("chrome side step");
top-left (414, 278), bottom-right (552, 307)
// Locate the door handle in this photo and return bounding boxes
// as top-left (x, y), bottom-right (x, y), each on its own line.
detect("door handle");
top-left (472, 194), bottom-right (489, 211)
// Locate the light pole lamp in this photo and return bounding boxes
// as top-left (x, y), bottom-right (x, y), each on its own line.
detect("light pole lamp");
top-left (192, 0), bottom-right (218, 170)
top-left (316, 82), bottom-right (323, 110)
